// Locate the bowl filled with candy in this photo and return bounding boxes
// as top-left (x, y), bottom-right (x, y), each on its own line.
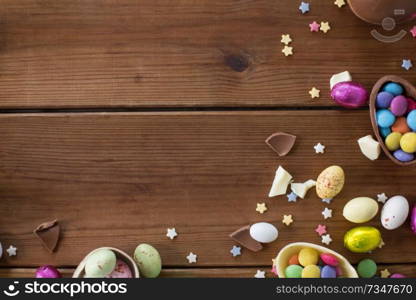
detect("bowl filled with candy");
top-left (370, 75), bottom-right (416, 166)
top-left (273, 242), bottom-right (358, 278)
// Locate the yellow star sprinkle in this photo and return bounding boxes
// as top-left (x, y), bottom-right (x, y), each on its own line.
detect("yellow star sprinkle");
top-left (334, 0), bottom-right (346, 8)
top-left (281, 34), bottom-right (292, 45)
top-left (256, 203), bottom-right (268, 214)
top-left (380, 269), bottom-right (391, 278)
top-left (282, 46), bottom-right (293, 56)
top-left (378, 239), bottom-right (385, 249)
top-left (282, 214), bottom-right (293, 226)
top-left (320, 22), bottom-right (331, 33)
top-left (309, 87), bottom-right (320, 99)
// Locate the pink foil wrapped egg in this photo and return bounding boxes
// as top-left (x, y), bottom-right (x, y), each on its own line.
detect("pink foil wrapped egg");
top-left (411, 205), bottom-right (416, 234)
top-left (331, 81), bottom-right (369, 108)
top-left (35, 265), bottom-right (62, 278)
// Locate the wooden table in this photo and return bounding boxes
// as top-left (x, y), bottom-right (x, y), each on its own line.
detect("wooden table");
top-left (0, 0), bottom-right (415, 278)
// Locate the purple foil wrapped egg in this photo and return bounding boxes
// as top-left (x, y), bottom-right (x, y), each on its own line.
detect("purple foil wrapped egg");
top-left (390, 273), bottom-right (406, 278)
top-left (331, 81), bottom-right (369, 108)
top-left (35, 265), bottom-right (62, 278)
top-left (411, 205), bottom-right (416, 234)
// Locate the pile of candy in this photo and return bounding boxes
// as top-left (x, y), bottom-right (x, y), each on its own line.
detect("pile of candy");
top-left (375, 82), bottom-right (416, 162)
top-left (284, 247), bottom-right (342, 278)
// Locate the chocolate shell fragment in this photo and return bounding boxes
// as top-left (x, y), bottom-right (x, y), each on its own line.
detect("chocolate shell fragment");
top-left (229, 225), bottom-right (263, 252)
top-left (265, 132), bottom-right (296, 156)
top-left (33, 220), bottom-right (60, 253)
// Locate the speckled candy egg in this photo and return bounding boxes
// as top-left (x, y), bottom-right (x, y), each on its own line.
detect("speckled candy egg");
top-left (249, 222), bottom-right (278, 243)
top-left (316, 166), bottom-right (345, 199)
top-left (344, 226), bottom-right (381, 253)
top-left (331, 81), bottom-right (369, 108)
top-left (134, 244), bottom-right (162, 278)
top-left (343, 197), bottom-right (378, 223)
top-left (84, 249), bottom-right (117, 278)
top-left (105, 259), bottom-right (133, 278)
top-left (381, 195), bottom-right (409, 230)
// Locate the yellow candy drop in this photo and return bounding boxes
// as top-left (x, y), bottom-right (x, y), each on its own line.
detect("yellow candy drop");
top-left (344, 226), bottom-right (381, 253)
top-left (301, 265), bottom-right (321, 278)
top-left (298, 248), bottom-right (319, 267)
top-left (385, 132), bottom-right (402, 151)
top-left (400, 132), bottom-right (416, 153)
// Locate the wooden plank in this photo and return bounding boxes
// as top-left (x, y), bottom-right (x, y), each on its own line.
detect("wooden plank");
top-left (1, 265), bottom-right (415, 278)
top-left (0, 1), bottom-right (414, 108)
top-left (0, 111), bottom-right (415, 268)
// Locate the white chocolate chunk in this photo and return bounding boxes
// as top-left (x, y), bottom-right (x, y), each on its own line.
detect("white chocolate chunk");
top-left (268, 166), bottom-right (292, 197)
top-left (290, 179), bottom-right (316, 199)
top-left (357, 135), bottom-right (380, 161)
top-left (330, 71), bottom-right (352, 89)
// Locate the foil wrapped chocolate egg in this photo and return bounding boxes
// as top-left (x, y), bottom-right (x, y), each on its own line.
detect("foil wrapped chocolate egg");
top-left (411, 205), bottom-right (416, 234)
top-left (331, 81), bottom-right (369, 108)
top-left (344, 226), bottom-right (381, 253)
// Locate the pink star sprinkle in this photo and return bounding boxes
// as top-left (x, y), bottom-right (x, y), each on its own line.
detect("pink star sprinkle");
top-left (271, 265), bottom-right (278, 276)
top-left (411, 26), bottom-right (416, 38)
top-left (315, 224), bottom-right (327, 236)
top-left (309, 21), bottom-right (320, 32)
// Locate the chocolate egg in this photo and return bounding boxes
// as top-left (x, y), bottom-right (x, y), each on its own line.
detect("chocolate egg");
top-left (381, 195), bottom-right (409, 230)
top-left (344, 226), bottom-right (381, 253)
top-left (331, 82), bottom-right (369, 108)
top-left (316, 166), bottom-right (345, 199)
top-left (84, 249), bottom-right (117, 278)
top-left (343, 197), bottom-right (379, 223)
top-left (105, 259), bottom-right (133, 278)
top-left (134, 244), bottom-right (162, 278)
top-left (411, 205), bottom-right (416, 234)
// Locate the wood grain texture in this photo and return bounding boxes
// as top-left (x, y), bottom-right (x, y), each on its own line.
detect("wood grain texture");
top-left (0, 111), bottom-right (415, 269)
top-left (1, 265), bottom-right (415, 278)
top-left (0, 0), bottom-right (415, 108)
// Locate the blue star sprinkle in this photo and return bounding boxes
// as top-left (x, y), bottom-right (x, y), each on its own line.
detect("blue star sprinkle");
top-left (299, 2), bottom-right (310, 14)
top-left (402, 59), bottom-right (413, 71)
top-left (287, 192), bottom-right (298, 203)
top-left (230, 245), bottom-right (241, 257)
top-left (322, 198), bottom-right (333, 204)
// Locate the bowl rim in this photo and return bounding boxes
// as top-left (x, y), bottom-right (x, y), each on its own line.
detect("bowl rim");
top-left (72, 246), bottom-right (140, 278)
top-left (369, 75), bottom-right (416, 166)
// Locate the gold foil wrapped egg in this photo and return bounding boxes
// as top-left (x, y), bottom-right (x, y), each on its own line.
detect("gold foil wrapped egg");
top-left (344, 226), bottom-right (381, 253)
top-left (316, 165), bottom-right (345, 199)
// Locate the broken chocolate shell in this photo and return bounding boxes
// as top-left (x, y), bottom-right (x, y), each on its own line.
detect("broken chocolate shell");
top-left (33, 220), bottom-right (60, 253)
top-left (265, 132), bottom-right (296, 156)
top-left (230, 225), bottom-right (263, 252)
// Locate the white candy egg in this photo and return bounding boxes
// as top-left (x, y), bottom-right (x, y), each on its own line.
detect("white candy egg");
top-left (249, 222), bottom-right (278, 243)
top-left (381, 195), bottom-right (409, 230)
top-left (343, 197), bottom-right (379, 223)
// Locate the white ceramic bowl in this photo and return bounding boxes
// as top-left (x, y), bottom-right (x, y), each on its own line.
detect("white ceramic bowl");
top-left (73, 247), bottom-right (139, 278)
top-left (274, 242), bottom-right (358, 278)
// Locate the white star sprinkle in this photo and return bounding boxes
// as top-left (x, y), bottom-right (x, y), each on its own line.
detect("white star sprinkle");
top-left (166, 228), bottom-right (178, 240)
top-left (322, 207), bottom-right (333, 219)
top-left (254, 270), bottom-right (266, 278)
top-left (186, 252), bottom-right (197, 264)
top-left (321, 234), bottom-right (332, 245)
top-left (6, 245), bottom-right (17, 257)
top-left (378, 239), bottom-right (385, 249)
top-left (314, 143), bottom-right (325, 154)
top-left (322, 198), bottom-right (332, 204)
top-left (377, 193), bottom-right (388, 204)
top-left (230, 245), bottom-right (241, 257)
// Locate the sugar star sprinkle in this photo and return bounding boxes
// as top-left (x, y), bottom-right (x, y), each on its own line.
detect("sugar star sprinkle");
top-left (402, 59), bottom-right (413, 71)
top-left (320, 22), bottom-right (331, 33)
top-left (256, 203), bottom-right (268, 214)
top-left (410, 26), bottom-right (416, 38)
top-left (282, 46), bottom-right (293, 56)
top-left (315, 224), bottom-right (327, 236)
top-left (282, 214), bottom-right (294, 226)
top-left (334, 0), bottom-right (346, 8)
top-left (377, 193), bottom-right (388, 204)
top-left (287, 192), bottom-right (298, 203)
top-left (321, 234), bottom-right (332, 245)
top-left (254, 270), bottom-right (266, 278)
top-left (309, 87), bottom-right (320, 99)
top-left (314, 142), bottom-right (325, 154)
top-left (299, 2), bottom-right (310, 14)
top-left (309, 21), bottom-right (320, 32)
top-left (166, 228), bottom-right (178, 240)
top-left (322, 198), bottom-right (332, 204)
top-left (271, 265), bottom-right (278, 276)
top-left (281, 34), bottom-right (292, 45)
top-left (230, 245), bottom-right (241, 257)
top-left (186, 252), bottom-right (197, 264)
top-left (322, 207), bottom-right (333, 219)
top-left (378, 239), bottom-right (385, 249)
top-left (6, 245), bottom-right (17, 256)
top-left (380, 269), bottom-right (391, 278)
